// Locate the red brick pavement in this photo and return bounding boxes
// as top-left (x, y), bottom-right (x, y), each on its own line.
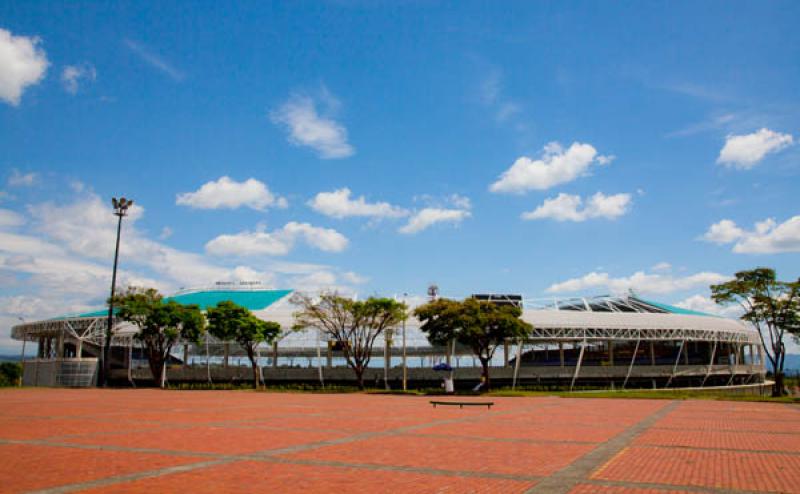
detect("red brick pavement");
top-left (634, 428), bottom-right (800, 452)
top-left (0, 389), bottom-right (797, 493)
top-left (79, 461), bottom-right (536, 494)
top-left (281, 433), bottom-right (594, 476)
top-left (0, 443), bottom-right (202, 493)
top-left (593, 445), bottom-right (800, 493)
top-left (569, 485), bottom-right (695, 494)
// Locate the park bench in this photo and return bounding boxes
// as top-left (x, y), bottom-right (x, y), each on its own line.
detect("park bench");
top-left (430, 400), bottom-right (494, 410)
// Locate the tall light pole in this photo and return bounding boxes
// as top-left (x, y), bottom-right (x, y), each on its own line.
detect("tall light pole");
top-left (402, 292), bottom-right (408, 391)
top-left (100, 197), bottom-right (133, 387)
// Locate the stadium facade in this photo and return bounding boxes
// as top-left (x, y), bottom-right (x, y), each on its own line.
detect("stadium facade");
top-left (10, 287), bottom-right (765, 389)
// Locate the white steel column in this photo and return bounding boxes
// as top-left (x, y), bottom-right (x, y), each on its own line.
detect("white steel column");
top-left (402, 318), bottom-right (407, 391)
top-left (512, 338), bottom-right (523, 390)
top-left (317, 328), bottom-right (324, 388)
top-left (570, 340), bottom-right (586, 392)
top-left (18, 330), bottom-right (26, 387)
top-left (257, 344), bottom-right (264, 388)
top-left (665, 340), bottom-right (685, 388)
top-left (206, 335), bottom-right (212, 384)
top-left (622, 339), bottom-right (640, 389)
top-left (701, 341), bottom-right (717, 387)
top-left (726, 343), bottom-right (738, 386)
top-left (127, 339), bottom-right (134, 387)
top-left (449, 338), bottom-right (456, 383)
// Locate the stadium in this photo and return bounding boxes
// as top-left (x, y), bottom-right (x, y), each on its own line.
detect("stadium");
top-left (10, 285), bottom-right (766, 390)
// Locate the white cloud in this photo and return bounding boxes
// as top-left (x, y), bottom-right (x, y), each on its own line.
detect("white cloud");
top-left (176, 176), bottom-right (287, 211)
top-left (399, 208), bottom-right (471, 234)
top-left (674, 294), bottom-right (742, 318)
top-left (7, 169), bottom-right (38, 187)
top-left (206, 222), bottom-right (348, 257)
top-left (449, 194), bottom-right (471, 210)
top-left (61, 63), bottom-right (96, 94)
top-left (0, 191), bottom-right (367, 353)
top-left (270, 92), bottom-right (354, 159)
top-left (651, 262), bottom-right (672, 272)
top-left (0, 28), bottom-right (48, 106)
top-left (546, 270), bottom-right (729, 295)
top-left (521, 192), bottom-right (632, 222)
top-left (702, 216), bottom-right (800, 254)
top-left (341, 271), bottom-right (368, 284)
top-left (490, 142), bottom-right (612, 193)
top-left (701, 219), bottom-right (745, 244)
top-left (480, 69), bottom-right (522, 124)
top-left (717, 128), bottom-right (794, 169)
top-left (399, 194), bottom-right (472, 234)
top-left (158, 226), bottom-right (173, 240)
top-left (0, 295), bottom-right (66, 319)
top-left (308, 188), bottom-right (407, 219)
top-left (27, 195), bottom-right (238, 290)
top-left (0, 208), bottom-right (24, 228)
top-left (124, 39), bottom-right (183, 81)
top-left (666, 113), bottom-right (735, 138)
top-left (282, 222), bottom-right (349, 253)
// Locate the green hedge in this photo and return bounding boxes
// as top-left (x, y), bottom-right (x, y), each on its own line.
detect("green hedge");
top-left (0, 362), bottom-right (21, 387)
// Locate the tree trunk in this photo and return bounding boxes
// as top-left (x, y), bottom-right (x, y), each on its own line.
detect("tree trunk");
top-left (146, 346), bottom-right (163, 385)
top-left (479, 357), bottom-right (491, 392)
top-left (251, 361), bottom-right (260, 390)
top-left (773, 371), bottom-right (785, 397)
top-left (246, 346), bottom-right (260, 390)
top-left (354, 366), bottom-right (365, 390)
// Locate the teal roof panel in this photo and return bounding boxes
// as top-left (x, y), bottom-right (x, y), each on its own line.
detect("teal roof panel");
top-left (165, 289), bottom-right (293, 311)
top-left (639, 298), bottom-right (719, 318)
top-left (51, 289), bottom-right (292, 320)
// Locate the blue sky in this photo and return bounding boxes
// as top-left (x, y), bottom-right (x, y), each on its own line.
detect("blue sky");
top-left (1, 1), bottom-right (799, 352)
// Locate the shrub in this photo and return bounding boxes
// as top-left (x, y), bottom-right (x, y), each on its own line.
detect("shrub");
top-left (0, 362), bottom-right (21, 387)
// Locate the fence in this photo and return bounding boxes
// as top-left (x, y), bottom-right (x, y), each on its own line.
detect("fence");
top-left (22, 358), bottom-right (98, 387)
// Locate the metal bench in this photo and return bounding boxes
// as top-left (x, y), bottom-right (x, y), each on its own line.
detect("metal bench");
top-left (430, 400), bottom-right (494, 409)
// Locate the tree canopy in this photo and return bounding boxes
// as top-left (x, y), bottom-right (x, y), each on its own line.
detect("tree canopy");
top-left (292, 293), bottom-right (407, 389)
top-left (114, 287), bottom-right (205, 388)
top-left (206, 300), bottom-right (281, 389)
top-left (414, 297), bottom-right (533, 391)
top-left (711, 267), bottom-right (800, 396)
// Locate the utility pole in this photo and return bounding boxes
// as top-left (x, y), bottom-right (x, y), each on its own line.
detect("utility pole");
top-left (100, 197), bottom-right (132, 387)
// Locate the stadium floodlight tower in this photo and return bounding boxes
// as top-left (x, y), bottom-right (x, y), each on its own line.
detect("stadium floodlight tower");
top-left (99, 196), bottom-right (133, 387)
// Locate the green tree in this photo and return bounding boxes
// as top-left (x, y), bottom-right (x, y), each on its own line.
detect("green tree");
top-left (414, 298), bottom-right (533, 391)
top-left (711, 268), bottom-right (800, 396)
top-left (292, 293), bottom-right (407, 390)
top-left (206, 300), bottom-right (281, 389)
top-left (0, 362), bottom-right (22, 387)
top-left (114, 287), bottom-right (205, 388)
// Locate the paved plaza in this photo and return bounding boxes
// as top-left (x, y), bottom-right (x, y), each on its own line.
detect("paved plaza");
top-left (0, 389), bottom-right (798, 493)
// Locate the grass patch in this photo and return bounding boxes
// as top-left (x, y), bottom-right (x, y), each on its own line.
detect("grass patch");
top-left (485, 387), bottom-right (799, 403)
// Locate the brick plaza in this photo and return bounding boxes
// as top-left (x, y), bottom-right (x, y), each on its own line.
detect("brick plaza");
top-left (0, 389), bottom-right (798, 493)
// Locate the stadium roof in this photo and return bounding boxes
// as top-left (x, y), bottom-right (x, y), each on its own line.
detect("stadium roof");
top-left (520, 310), bottom-right (747, 334)
top-left (525, 295), bottom-right (719, 318)
top-left (636, 298), bottom-right (717, 317)
top-left (52, 289), bottom-right (293, 320)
